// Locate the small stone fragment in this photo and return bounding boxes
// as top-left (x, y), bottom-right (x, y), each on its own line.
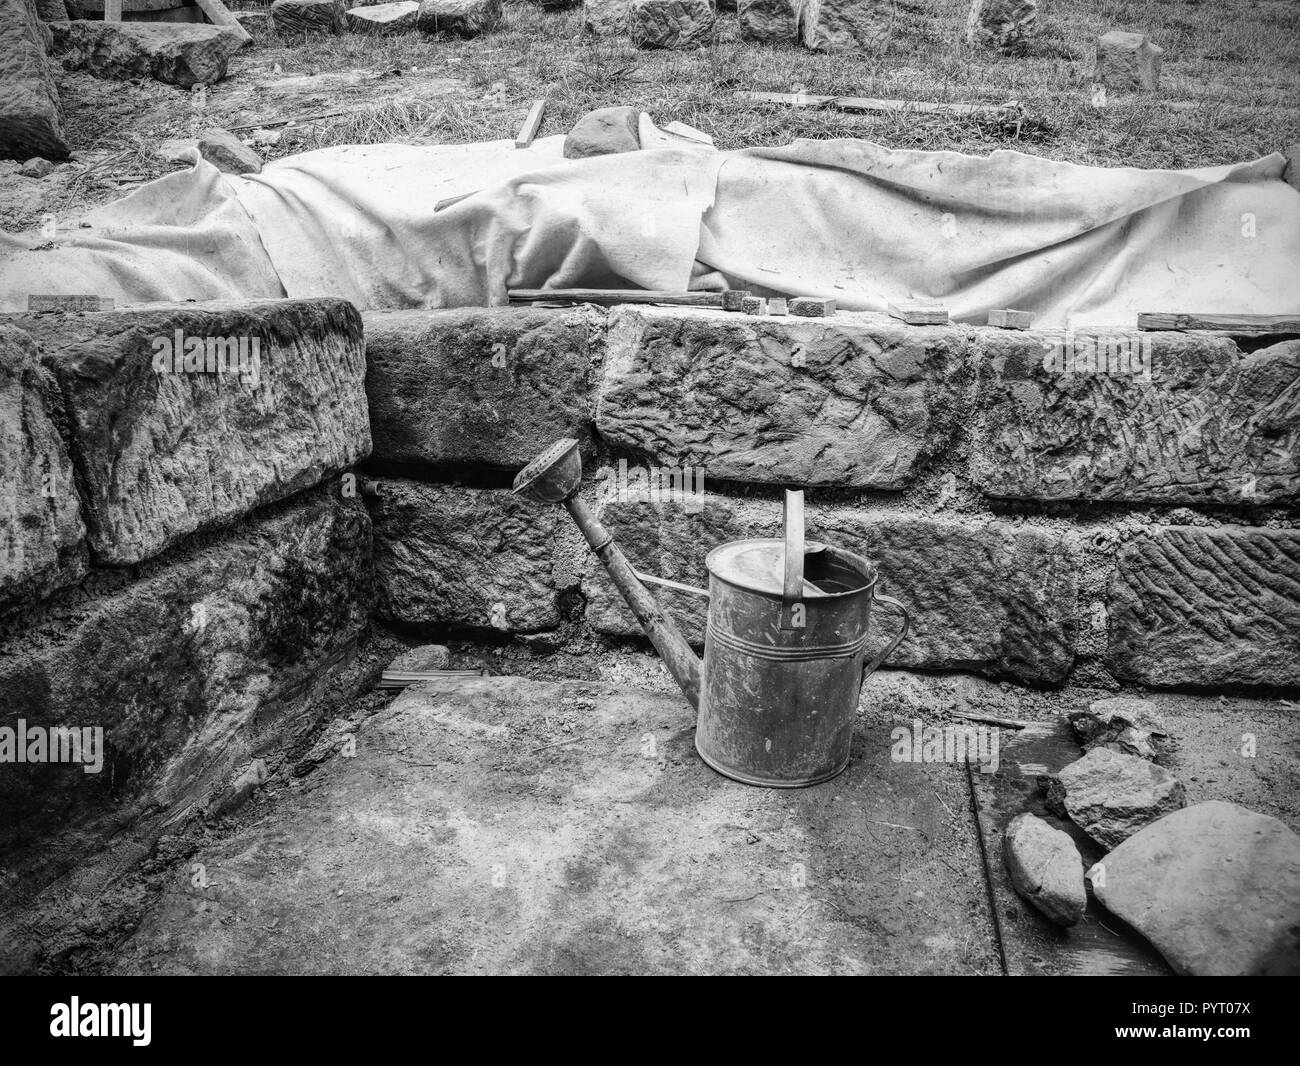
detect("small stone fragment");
top-left (1047, 747), bottom-right (1185, 850)
top-left (582, 0), bottom-right (630, 35)
top-left (389, 644), bottom-right (452, 672)
top-left (1003, 813), bottom-right (1086, 927)
top-left (17, 157), bottom-right (55, 178)
top-left (1069, 697), bottom-right (1168, 761)
top-left (966, 0), bottom-right (1038, 56)
top-left (721, 289), bottom-right (751, 311)
top-left (738, 0), bottom-right (803, 42)
top-left (740, 296), bottom-right (769, 316)
top-left (768, 297), bottom-right (788, 316)
top-left (789, 296), bottom-right (835, 317)
top-left (197, 127), bottom-right (262, 175)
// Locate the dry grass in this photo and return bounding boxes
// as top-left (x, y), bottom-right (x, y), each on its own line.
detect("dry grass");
top-left (6, 0), bottom-right (1299, 232)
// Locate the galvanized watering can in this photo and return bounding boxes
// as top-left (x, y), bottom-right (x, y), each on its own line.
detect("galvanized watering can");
top-left (513, 439), bottom-right (910, 788)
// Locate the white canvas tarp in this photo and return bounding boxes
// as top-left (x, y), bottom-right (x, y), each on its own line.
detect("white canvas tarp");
top-left (3, 118), bottom-right (1297, 327)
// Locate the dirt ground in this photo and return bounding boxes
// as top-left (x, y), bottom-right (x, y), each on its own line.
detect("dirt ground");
top-left (5, 0), bottom-right (1299, 233)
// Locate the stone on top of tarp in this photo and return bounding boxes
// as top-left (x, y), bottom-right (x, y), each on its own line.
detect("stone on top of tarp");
top-left (0, 0), bottom-right (70, 162)
top-left (562, 105), bottom-right (642, 159)
top-left (49, 19), bottom-right (245, 88)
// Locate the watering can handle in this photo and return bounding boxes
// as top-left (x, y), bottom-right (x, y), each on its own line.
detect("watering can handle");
top-left (781, 490), bottom-right (804, 631)
top-left (861, 592), bottom-right (910, 690)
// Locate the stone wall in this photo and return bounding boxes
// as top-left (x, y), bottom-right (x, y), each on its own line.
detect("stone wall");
top-left (0, 298), bottom-right (373, 972)
top-left (364, 304), bottom-right (1300, 691)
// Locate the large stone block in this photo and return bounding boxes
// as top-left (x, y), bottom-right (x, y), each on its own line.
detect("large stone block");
top-left (11, 298), bottom-right (370, 566)
top-left (0, 0), bottom-right (70, 161)
top-left (270, 0), bottom-right (346, 35)
top-left (581, 0), bottom-right (629, 34)
top-left (415, 0), bottom-right (501, 35)
top-left (597, 307), bottom-right (967, 489)
top-left (972, 333), bottom-right (1300, 505)
top-left (0, 324), bottom-right (85, 612)
top-left (584, 492), bottom-right (1078, 683)
top-left (966, 0), bottom-right (1038, 56)
top-left (627, 0), bottom-right (717, 49)
top-left (1095, 29), bottom-right (1162, 92)
top-left (0, 489), bottom-right (373, 915)
top-left (345, 0), bottom-right (419, 33)
top-left (1105, 524), bottom-right (1300, 688)
top-left (738, 0), bottom-right (803, 42)
top-left (370, 479), bottom-right (586, 633)
top-left (800, 0), bottom-right (893, 52)
top-left (49, 20), bottom-right (244, 88)
top-left (364, 306), bottom-right (603, 472)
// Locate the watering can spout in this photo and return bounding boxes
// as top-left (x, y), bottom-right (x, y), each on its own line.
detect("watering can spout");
top-left (512, 439), bottom-right (703, 710)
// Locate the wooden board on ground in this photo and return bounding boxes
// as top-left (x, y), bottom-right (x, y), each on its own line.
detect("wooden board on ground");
top-left (735, 90), bottom-right (1021, 123)
top-left (193, 0), bottom-right (253, 43)
top-left (508, 289), bottom-right (725, 308)
top-left (967, 719), bottom-right (1170, 976)
top-left (514, 99), bottom-right (546, 149)
top-left (1137, 312), bottom-right (1300, 336)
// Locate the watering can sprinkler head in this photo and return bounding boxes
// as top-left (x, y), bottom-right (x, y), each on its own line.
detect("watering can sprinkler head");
top-left (512, 437), bottom-right (583, 504)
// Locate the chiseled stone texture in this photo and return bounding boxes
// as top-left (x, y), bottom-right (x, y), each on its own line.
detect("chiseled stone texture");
top-left (582, 0), bottom-right (630, 35)
top-left (739, 0), bottom-right (803, 41)
top-left (801, 0), bottom-right (895, 52)
top-left (345, 0), bottom-right (420, 33)
top-left (1105, 524), bottom-right (1300, 688)
top-left (48, 20), bottom-right (244, 89)
top-left (12, 298), bottom-right (370, 566)
top-left (364, 306), bottom-right (603, 471)
top-left (1047, 747), bottom-right (1185, 850)
top-left (627, 0), bottom-right (717, 49)
top-left (584, 491), bottom-right (1077, 683)
top-left (370, 479), bottom-right (586, 633)
top-left (416, 0), bottom-right (502, 35)
top-left (597, 307), bottom-right (967, 490)
top-left (0, 489), bottom-right (373, 951)
top-left (966, 0), bottom-right (1038, 56)
top-left (0, 0), bottom-right (70, 162)
top-left (972, 332), bottom-right (1300, 505)
top-left (270, 0), bottom-right (346, 35)
top-left (0, 324), bottom-right (86, 612)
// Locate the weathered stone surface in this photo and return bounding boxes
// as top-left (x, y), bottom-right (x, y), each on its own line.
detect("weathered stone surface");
top-left (597, 307), bottom-right (967, 489)
top-left (33, 0), bottom-right (68, 19)
top-left (972, 332), bottom-right (1300, 505)
top-left (364, 307), bottom-right (602, 471)
top-left (0, 325), bottom-right (86, 613)
top-left (1094, 29), bottom-right (1163, 91)
top-left (1003, 813), bottom-right (1086, 927)
top-left (388, 643), bottom-right (451, 671)
top-left (270, 0), bottom-right (345, 34)
top-left (371, 479), bottom-right (585, 633)
top-left (581, 0), bottom-right (629, 34)
top-left (345, 0), bottom-right (419, 32)
top-left (10, 298), bottom-right (370, 566)
top-left (1069, 697), bottom-right (1167, 760)
top-left (966, 0), bottom-right (1037, 56)
top-left (0, 490), bottom-right (373, 946)
top-left (801, 0), bottom-right (893, 52)
top-left (416, 0), bottom-right (501, 35)
top-left (0, 0), bottom-right (70, 162)
top-left (17, 156), bottom-right (56, 178)
top-left (1047, 748), bottom-right (1185, 850)
top-left (628, 0), bottom-right (716, 48)
top-left (585, 493), bottom-right (1077, 683)
top-left (197, 126), bottom-right (262, 174)
top-left (1105, 525), bottom-right (1300, 688)
top-left (738, 0), bottom-right (802, 41)
top-left (563, 105), bottom-right (641, 159)
top-left (1091, 802), bottom-right (1300, 976)
top-left (49, 20), bottom-right (243, 88)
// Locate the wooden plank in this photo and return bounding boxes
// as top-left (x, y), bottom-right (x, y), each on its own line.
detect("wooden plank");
top-left (514, 99), bottom-right (547, 149)
top-left (508, 289), bottom-right (725, 308)
top-left (377, 669), bottom-right (485, 691)
top-left (735, 90), bottom-right (1021, 123)
top-left (967, 719), bottom-right (1171, 976)
top-left (192, 0), bottom-right (253, 43)
top-left (887, 301), bottom-right (949, 325)
top-left (1137, 312), bottom-right (1300, 336)
top-left (987, 308), bottom-right (1034, 329)
top-left (663, 120), bottom-right (714, 145)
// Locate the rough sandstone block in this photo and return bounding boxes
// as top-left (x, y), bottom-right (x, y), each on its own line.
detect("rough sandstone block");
top-left (0, 0), bottom-right (70, 161)
top-left (49, 20), bottom-right (244, 88)
top-left (966, 0), bottom-right (1038, 56)
top-left (801, 0), bottom-right (894, 52)
top-left (972, 333), bottom-right (1300, 505)
top-left (345, 0), bottom-right (420, 32)
top-left (416, 0), bottom-right (502, 35)
top-left (584, 492), bottom-right (1077, 683)
top-left (562, 105), bottom-right (641, 159)
top-left (364, 306), bottom-right (603, 471)
top-left (1105, 524), bottom-right (1300, 688)
top-left (596, 306), bottom-right (966, 489)
top-left (627, 0), bottom-right (717, 49)
top-left (270, 0), bottom-right (346, 35)
top-left (10, 298), bottom-right (370, 566)
top-left (1047, 747), bottom-right (1185, 850)
top-left (1095, 29), bottom-right (1163, 92)
top-left (370, 480), bottom-right (585, 633)
top-left (0, 324), bottom-right (86, 612)
top-left (738, 0), bottom-right (803, 42)
top-left (0, 489), bottom-right (372, 938)
top-left (581, 0), bottom-right (630, 35)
